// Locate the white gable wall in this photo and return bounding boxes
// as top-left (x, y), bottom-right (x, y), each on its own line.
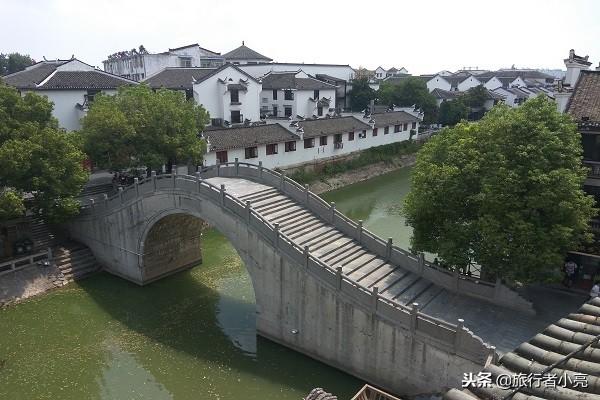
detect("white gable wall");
top-left (509, 77), bottom-right (527, 88)
top-left (484, 77), bottom-right (502, 91)
top-left (427, 76), bottom-right (451, 92)
top-left (457, 76), bottom-right (481, 91)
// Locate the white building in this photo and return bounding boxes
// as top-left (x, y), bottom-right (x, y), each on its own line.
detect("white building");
top-left (143, 67), bottom-right (218, 100)
top-left (103, 44), bottom-right (224, 81)
top-left (2, 58), bottom-right (137, 130)
top-left (239, 63), bottom-right (355, 82)
top-left (555, 49), bottom-right (593, 113)
top-left (203, 111), bottom-right (421, 169)
top-left (259, 71), bottom-right (337, 119)
top-left (222, 42), bottom-right (273, 65)
top-left (426, 72), bottom-right (481, 92)
top-left (192, 64), bottom-right (262, 126)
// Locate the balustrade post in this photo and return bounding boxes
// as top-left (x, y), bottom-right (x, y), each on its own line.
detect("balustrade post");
top-left (89, 198), bottom-right (95, 209)
top-left (134, 177), bottom-right (139, 196)
top-left (336, 266), bottom-right (343, 290)
top-left (274, 223), bottom-right (280, 248)
top-left (217, 162), bottom-right (221, 177)
top-left (172, 167), bottom-right (177, 187)
top-left (371, 286), bottom-right (379, 312)
top-left (418, 252), bottom-right (425, 275)
top-left (118, 187), bottom-right (123, 203)
top-left (454, 270), bottom-right (460, 291)
top-left (304, 245), bottom-right (309, 268)
top-left (280, 172), bottom-right (285, 190)
top-left (103, 193), bottom-right (108, 209)
top-left (47, 247), bottom-right (53, 262)
top-left (195, 172), bottom-right (202, 192)
top-left (259, 161), bottom-right (263, 179)
top-left (245, 200), bottom-right (252, 223)
top-left (304, 184), bottom-right (310, 204)
top-left (454, 318), bottom-right (465, 353)
top-left (330, 202), bottom-right (336, 224)
top-left (410, 303), bottom-right (419, 333)
top-left (235, 158), bottom-right (239, 175)
top-left (151, 170), bottom-right (157, 191)
top-left (386, 237), bottom-right (393, 261)
top-left (357, 220), bottom-right (363, 244)
top-left (220, 184), bottom-right (226, 206)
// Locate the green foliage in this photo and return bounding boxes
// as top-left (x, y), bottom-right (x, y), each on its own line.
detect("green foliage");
top-left (348, 77), bottom-right (376, 111)
top-left (0, 189), bottom-right (25, 220)
top-left (377, 78), bottom-right (438, 124)
top-left (438, 99), bottom-right (468, 126)
top-left (0, 82), bottom-right (88, 222)
top-left (289, 140), bottom-right (422, 184)
top-left (462, 85), bottom-right (488, 108)
top-left (80, 85), bottom-right (209, 171)
top-left (0, 53), bottom-right (35, 75)
top-left (403, 96), bottom-right (596, 283)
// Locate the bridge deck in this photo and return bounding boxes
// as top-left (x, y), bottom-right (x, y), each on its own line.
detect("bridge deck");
top-left (208, 177), bottom-right (584, 354)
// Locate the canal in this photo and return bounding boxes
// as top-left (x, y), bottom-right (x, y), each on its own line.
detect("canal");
top-left (0, 167), bottom-right (413, 400)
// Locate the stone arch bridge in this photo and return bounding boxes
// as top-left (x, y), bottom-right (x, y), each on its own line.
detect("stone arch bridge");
top-left (67, 161), bottom-right (533, 395)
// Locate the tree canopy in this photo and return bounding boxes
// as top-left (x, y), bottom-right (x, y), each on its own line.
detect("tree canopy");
top-left (403, 96), bottom-right (595, 283)
top-left (377, 77), bottom-right (438, 124)
top-left (348, 77), bottom-right (376, 112)
top-left (0, 82), bottom-right (88, 222)
top-left (0, 53), bottom-right (35, 75)
top-left (438, 99), bottom-right (468, 126)
top-left (80, 84), bottom-right (210, 171)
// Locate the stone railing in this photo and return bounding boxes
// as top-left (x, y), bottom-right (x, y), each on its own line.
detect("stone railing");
top-left (79, 165), bottom-right (497, 365)
top-left (0, 248), bottom-right (52, 276)
top-left (201, 160), bottom-right (534, 315)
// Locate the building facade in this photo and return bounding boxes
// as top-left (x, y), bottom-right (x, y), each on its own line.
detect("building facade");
top-left (103, 44), bottom-right (224, 81)
top-left (222, 42), bottom-right (273, 65)
top-left (2, 58), bottom-right (137, 130)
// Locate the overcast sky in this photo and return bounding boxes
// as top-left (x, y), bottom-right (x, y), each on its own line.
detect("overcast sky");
top-left (3, 0), bottom-right (599, 75)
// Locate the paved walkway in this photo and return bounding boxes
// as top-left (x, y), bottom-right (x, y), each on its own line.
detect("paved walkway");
top-left (208, 177), bottom-right (588, 354)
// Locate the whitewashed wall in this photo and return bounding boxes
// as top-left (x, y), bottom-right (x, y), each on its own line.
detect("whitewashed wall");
top-left (427, 76), bottom-right (451, 92)
top-left (509, 77), bottom-right (527, 88)
top-left (204, 120), bottom-right (418, 169)
top-left (193, 66), bottom-right (261, 122)
top-left (457, 76), bottom-right (481, 91)
top-left (484, 77), bottom-right (502, 91)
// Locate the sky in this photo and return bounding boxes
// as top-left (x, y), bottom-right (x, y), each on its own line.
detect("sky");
top-left (2, 0), bottom-right (599, 75)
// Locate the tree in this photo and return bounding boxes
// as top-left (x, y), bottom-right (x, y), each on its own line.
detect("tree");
top-left (348, 77), bottom-right (376, 112)
top-left (80, 84), bottom-right (209, 171)
top-left (462, 85), bottom-right (488, 109)
top-left (0, 52), bottom-right (35, 75)
top-left (438, 99), bottom-right (468, 126)
top-left (377, 77), bottom-right (438, 124)
top-left (403, 96), bottom-right (595, 283)
top-left (0, 82), bottom-right (89, 222)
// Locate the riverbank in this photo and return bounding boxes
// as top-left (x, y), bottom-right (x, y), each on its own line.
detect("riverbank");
top-left (309, 154), bottom-right (416, 194)
top-left (288, 140), bottom-right (422, 194)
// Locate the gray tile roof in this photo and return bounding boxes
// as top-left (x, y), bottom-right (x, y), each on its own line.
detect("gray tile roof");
top-left (37, 70), bottom-right (137, 89)
top-left (431, 88), bottom-right (460, 100)
top-left (567, 70), bottom-right (600, 123)
top-left (298, 116), bottom-right (372, 138)
top-left (371, 111), bottom-right (419, 128)
top-left (261, 72), bottom-right (337, 90)
top-left (223, 44), bottom-right (272, 61)
top-left (2, 61), bottom-right (66, 89)
top-left (143, 67), bottom-right (217, 89)
top-left (315, 73), bottom-right (346, 83)
top-left (205, 124), bottom-right (298, 151)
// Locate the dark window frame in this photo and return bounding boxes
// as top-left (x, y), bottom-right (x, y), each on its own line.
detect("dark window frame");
top-left (231, 110), bottom-right (242, 124)
top-left (373, 128), bottom-right (378, 136)
top-left (230, 89), bottom-right (240, 103)
top-left (348, 131), bottom-right (355, 141)
top-left (394, 124), bottom-right (400, 133)
top-left (384, 126), bottom-right (390, 135)
top-left (266, 143), bottom-right (278, 155)
top-left (216, 151), bottom-right (228, 164)
top-left (284, 90), bottom-right (294, 101)
top-left (319, 136), bottom-right (328, 146)
top-left (273, 89), bottom-right (278, 100)
top-left (285, 141), bottom-right (297, 152)
top-left (245, 146), bottom-right (258, 159)
top-left (304, 138), bottom-right (315, 148)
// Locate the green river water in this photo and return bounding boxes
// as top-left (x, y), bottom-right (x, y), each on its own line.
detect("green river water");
top-left (0, 167), bottom-right (414, 400)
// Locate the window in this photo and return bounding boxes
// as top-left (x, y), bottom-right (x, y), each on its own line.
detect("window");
top-left (334, 134), bottom-right (343, 149)
top-left (394, 125), bottom-right (400, 133)
top-left (273, 90), bottom-right (278, 100)
top-left (284, 106), bottom-right (292, 117)
top-left (373, 128), bottom-right (378, 137)
top-left (348, 132), bottom-right (355, 141)
top-left (412, 122), bottom-right (417, 129)
top-left (231, 111), bottom-right (241, 124)
top-left (266, 143), bottom-right (278, 155)
top-left (85, 89), bottom-right (101, 104)
top-left (317, 106), bottom-right (323, 116)
top-left (319, 136), bottom-right (328, 146)
top-left (358, 130), bottom-right (367, 139)
top-left (245, 146), bottom-right (258, 159)
top-left (216, 151), bottom-right (228, 164)
top-left (262, 97), bottom-right (268, 103)
top-left (384, 126), bottom-right (390, 135)
top-left (230, 89), bottom-right (239, 103)
top-left (180, 57), bottom-right (192, 67)
top-left (403, 123), bottom-right (408, 131)
top-left (304, 138), bottom-right (315, 148)
top-left (284, 90), bottom-right (294, 101)
top-left (285, 141), bottom-right (296, 152)
top-left (313, 89), bottom-right (320, 99)
top-left (272, 105), bottom-right (278, 117)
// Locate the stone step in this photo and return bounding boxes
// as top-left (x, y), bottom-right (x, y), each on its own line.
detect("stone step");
top-left (412, 287), bottom-right (445, 310)
top-left (307, 232), bottom-right (346, 252)
top-left (313, 239), bottom-right (355, 259)
top-left (54, 247), bottom-right (90, 260)
top-left (63, 265), bottom-right (100, 280)
top-left (56, 255), bottom-right (96, 269)
top-left (263, 205), bottom-right (304, 220)
top-left (349, 258), bottom-right (388, 280)
top-left (322, 243), bottom-right (364, 265)
top-left (393, 279), bottom-right (433, 305)
top-left (312, 237), bottom-right (354, 260)
top-left (59, 259), bottom-right (98, 275)
top-left (258, 200), bottom-right (298, 216)
top-left (334, 247), bottom-right (370, 268)
top-left (282, 218), bottom-right (323, 237)
top-left (296, 226), bottom-right (336, 245)
top-left (380, 273), bottom-right (421, 298)
top-left (342, 253), bottom-right (379, 275)
top-left (358, 264), bottom-right (407, 288)
top-left (289, 222), bottom-right (329, 240)
top-left (251, 195), bottom-right (290, 209)
top-left (238, 187), bottom-right (279, 202)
